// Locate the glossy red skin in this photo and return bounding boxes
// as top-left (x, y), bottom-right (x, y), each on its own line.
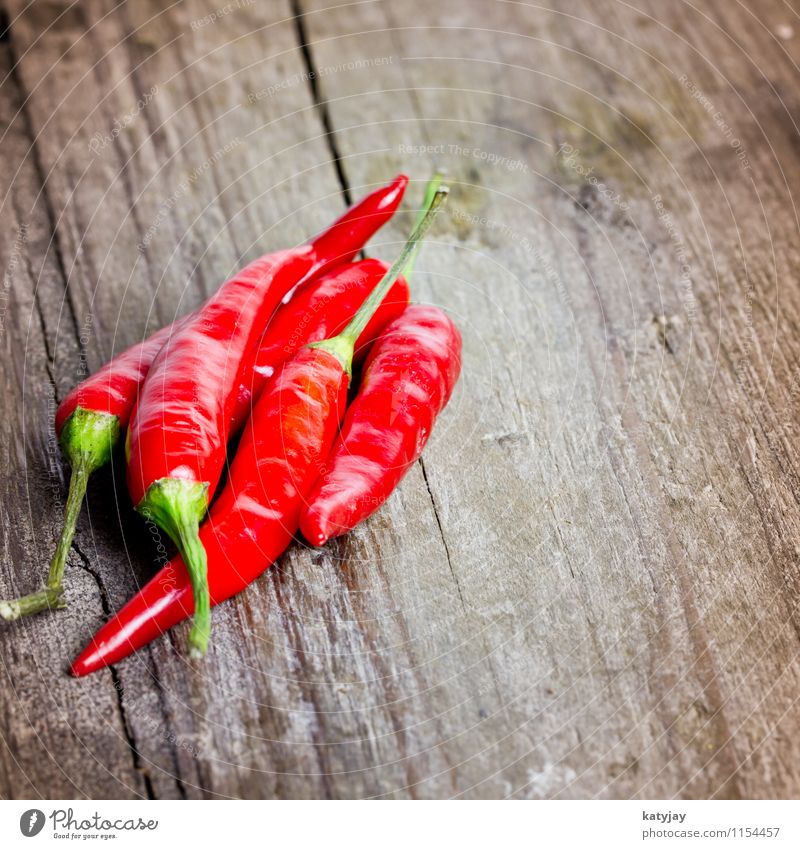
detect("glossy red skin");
top-left (72, 348), bottom-right (348, 675)
top-left (127, 176), bottom-right (408, 507)
top-left (231, 258), bottom-right (410, 429)
top-left (300, 305), bottom-right (462, 546)
top-left (127, 248), bottom-right (315, 504)
top-left (309, 179), bottom-right (407, 269)
top-left (55, 174), bottom-right (408, 441)
top-left (55, 316), bottom-right (191, 434)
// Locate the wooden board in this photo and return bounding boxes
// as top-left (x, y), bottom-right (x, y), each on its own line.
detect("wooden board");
top-left (1, 0), bottom-right (799, 799)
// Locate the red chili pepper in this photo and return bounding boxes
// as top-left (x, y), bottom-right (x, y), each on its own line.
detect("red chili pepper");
top-left (71, 184), bottom-right (448, 674)
top-left (299, 305), bottom-right (462, 546)
top-left (231, 257), bottom-right (409, 428)
top-left (0, 176), bottom-right (407, 623)
top-left (54, 317), bottom-right (195, 437)
top-left (0, 319), bottom-right (186, 622)
top-left (71, 348), bottom-right (348, 674)
top-left (128, 177), bottom-right (411, 658)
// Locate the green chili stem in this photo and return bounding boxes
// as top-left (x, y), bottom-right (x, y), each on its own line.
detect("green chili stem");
top-left (403, 172), bottom-right (444, 282)
top-left (0, 588), bottom-right (65, 622)
top-left (0, 408), bottom-right (118, 622)
top-left (312, 181), bottom-right (448, 373)
top-left (175, 525), bottom-right (211, 659)
top-left (0, 464), bottom-right (88, 620)
top-left (136, 477), bottom-right (211, 658)
top-left (48, 463), bottom-right (90, 590)
top-left (340, 184), bottom-right (447, 348)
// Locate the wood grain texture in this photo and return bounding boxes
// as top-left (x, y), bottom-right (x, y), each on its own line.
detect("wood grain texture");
top-left (0, 0), bottom-right (799, 799)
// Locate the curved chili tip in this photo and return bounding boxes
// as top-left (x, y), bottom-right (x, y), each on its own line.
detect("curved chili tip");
top-left (374, 173), bottom-right (409, 208)
top-left (70, 650), bottom-right (99, 677)
top-left (308, 174), bottom-right (409, 267)
top-left (71, 572), bottom-right (192, 676)
top-left (300, 508), bottom-right (337, 548)
top-left (71, 631), bottom-right (113, 676)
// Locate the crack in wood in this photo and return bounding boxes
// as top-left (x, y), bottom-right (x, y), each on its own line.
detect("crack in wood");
top-left (419, 457), bottom-right (466, 610)
top-left (2, 11), bottom-right (195, 799)
top-left (70, 543), bottom-right (155, 800)
top-left (3, 41), bottom-right (82, 372)
top-left (3, 0), bottom-right (798, 799)
top-left (1, 17), bottom-right (170, 799)
top-left (141, 656), bottom-right (189, 800)
top-left (289, 0), bottom-right (352, 205)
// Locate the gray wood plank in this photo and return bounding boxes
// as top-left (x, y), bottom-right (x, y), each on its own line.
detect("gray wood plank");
top-left (0, 34), bottom-right (149, 800)
top-left (297, 0), bottom-right (800, 798)
top-left (1, 0), bottom-right (350, 800)
top-left (1, 0), bottom-right (799, 800)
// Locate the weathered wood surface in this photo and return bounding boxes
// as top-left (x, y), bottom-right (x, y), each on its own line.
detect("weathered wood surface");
top-left (1, 0), bottom-right (799, 799)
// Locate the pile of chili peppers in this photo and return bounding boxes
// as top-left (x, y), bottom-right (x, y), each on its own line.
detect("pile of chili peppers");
top-left (0, 172), bottom-right (461, 676)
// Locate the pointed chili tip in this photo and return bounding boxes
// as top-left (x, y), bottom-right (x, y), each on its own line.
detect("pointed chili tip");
top-left (70, 651), bottom-right (97, 677)
top-left (300, 512), bottom-right (331, 548)
top-left (385, 173), bottom-right (409, 201)
top-left (70, 638), bottom-right (108, 677)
